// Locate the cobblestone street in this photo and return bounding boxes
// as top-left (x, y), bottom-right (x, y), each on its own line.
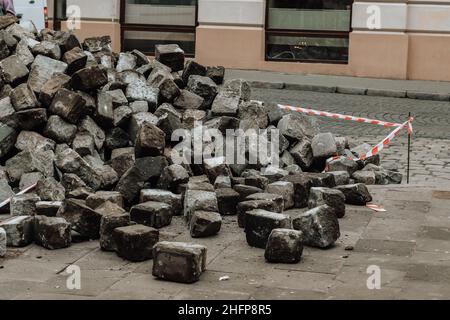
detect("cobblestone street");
top-left (252, 88), bottom-right (450, 186)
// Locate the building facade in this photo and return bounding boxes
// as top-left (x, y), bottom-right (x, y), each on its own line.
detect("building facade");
top-left (48, 0), bottom-right (450, 81)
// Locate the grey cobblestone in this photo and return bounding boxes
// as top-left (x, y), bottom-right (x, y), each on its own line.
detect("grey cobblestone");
top-left (253, 88), bottom-right (450, 140)
top-left (252, 88), bottom-right (450, 187)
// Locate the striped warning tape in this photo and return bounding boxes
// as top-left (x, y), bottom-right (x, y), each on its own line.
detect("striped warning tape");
top-left (278, 104), bottom-right (403, 128)
top-left (359, 118), bottom-right (413, 160)
top-left (0, 183), bottom-right (38, 209)
top-left (324, 117), bottom-right (414, 171)
top-left (277, 103), bottom-right (414, 166)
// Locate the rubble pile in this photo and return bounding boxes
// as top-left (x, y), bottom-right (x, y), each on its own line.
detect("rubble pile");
top-left (0, 18), bottom-right (402, 282)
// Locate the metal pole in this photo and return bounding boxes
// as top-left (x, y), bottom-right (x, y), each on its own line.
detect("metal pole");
top-left (407, 112), bottom-right (411, 184)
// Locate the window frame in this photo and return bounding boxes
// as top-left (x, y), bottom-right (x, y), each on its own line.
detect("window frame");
top-left (51, 0), bottom-right (66, 31)
top-left (119, 0), bottom-right (199, 57)
top-left (264, 1), bottom-right (353, 64)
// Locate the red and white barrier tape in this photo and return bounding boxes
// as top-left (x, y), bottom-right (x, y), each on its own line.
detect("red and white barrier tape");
top-left (278, 104), bottom-right (403, 128)
top-left (0, 183), bottom-right (37, 209)
top-left (325, 118), bottom-right (413, 167)
top-left (278, 103), bottom-right (414, 164)
top-left (359, 118), bottom-right (413, 160)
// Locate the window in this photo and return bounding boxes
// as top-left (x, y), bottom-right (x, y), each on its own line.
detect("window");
top-left (265, 0), bottom-right (353, 63)
top-left (52, 0), bottom-right (67, 30)
top-left (120, 0), bottom-right (197, 56)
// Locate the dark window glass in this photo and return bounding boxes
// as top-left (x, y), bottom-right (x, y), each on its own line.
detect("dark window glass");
top-left (267, 35), bottom-right (349, 62)
top-left (122, 0), bottom-right (197, 56)
top-left (268, 0), bottom-right (352, 10)
top-left (123, 30), bottom-right (195, 55)
top-left (266, 0), bottom-right (352, 63)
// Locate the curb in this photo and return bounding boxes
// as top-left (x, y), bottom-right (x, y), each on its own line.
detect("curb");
top-left (248, 81), bottom-right (450, 102)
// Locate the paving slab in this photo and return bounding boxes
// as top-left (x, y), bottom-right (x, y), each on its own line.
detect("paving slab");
top-left (0, 185), bottom-right (449, 300)
top-left (229, 69), bottom-right (450, 101)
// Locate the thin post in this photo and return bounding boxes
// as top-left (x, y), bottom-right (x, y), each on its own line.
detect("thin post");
top-left (407, 112), bottom-right (411, 184)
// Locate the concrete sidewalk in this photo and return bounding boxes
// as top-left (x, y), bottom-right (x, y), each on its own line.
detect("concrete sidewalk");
top-left (1, 184), bottom-right (450, 300)
top-left (226, 69), bottom-right (450, 102)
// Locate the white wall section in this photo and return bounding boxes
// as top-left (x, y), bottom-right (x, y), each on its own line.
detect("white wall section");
top-left (352, 1), bottom-right (450, 33)
top-left (352, 2), bottom-right (407, 31)
top-left (198, 0), bottom-right (265, 26)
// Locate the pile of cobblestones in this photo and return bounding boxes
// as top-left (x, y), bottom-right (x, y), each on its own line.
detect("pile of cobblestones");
top-left (0, 17), bottom-right (402, 284)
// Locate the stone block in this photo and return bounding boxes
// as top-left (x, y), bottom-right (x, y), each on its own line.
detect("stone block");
top-left (135, 123), bottom-right (166, 157)
top-left (0, 124), bottom-right (18, 158)
top-left (308, 187), bottom-right (346, 218)
top-left (214, 175), bottom-right (232, 189)
top-left (215, 188), bottom-right (240, 216)
top-left (335, 184), bottom-right (373, 206)
top-left (36, 201), bottom-right (63, 217)
top-left (113, 224), bottom-right (159, 262)
top-left (71, 66), bottom-right (108, 91)
top-left (99, 202), bottom-right (130, 252)
top-left (140, 189), bottom-right (182, 216)
top-left (10, 84), bottom-right (38, 111)
top-left (0, 227), bottom-right (5, 257)
top-left (190, 211), bottom-right (222, 238)
top-left (155, 44), bottom-right (185, 72)
top-left (63, 47), bottom-right (87, 75)
top-left (130, 201), bottom-right (173, 229)
top-left (237, 199), bottom-right (283, 228)
top-left (55, 148), bottom-right (103, 191)
top-left (44, 115), bottom-right (77, 144)
top-left (206, 66), bottom-right (225, 85)
top-left (127, 112), bottom-right (159, 142)
top-left (111, 147), bottom-right (135, 178)
top-left (115, 156), bottom-right (168, 204)
top-left (32, 41), bottom-right (61, 60)
top-left (152, 241), bottom-right (207, 283)
top-left (281, 174), bottom-right (314, 208)
top-left (28, 55), bottom-right (68, 94)
top-left (57, 199), bottom-right (104, 239)
top-left (33, 216), bottom-right (71, 250)
top-left (79, 116), bottom-right (106, 150)
top-left (187, 75), bottom-right (218, 108)
top-left (238, 100), bottom-right (268, 129)
top-left (0, 215), bottom-right (34, 247)
top-left (184, 190), bottom-right (218, 223)
top-left (15, 108), bottom-right (48, 131)
top-left (49, 88), bottom-right (87, 124)
top-left (158, 164), bottom-right (189, 192)
top-left (245, 209), bottom-right (291, 249)
top-left (36, 177), bottom-right (65, 201)
top-left (327, 157), bottom-right (359, 175)
top-left (173, 90), bottom-right (204, 110)
top-left (10, 194), bottom-right (40, 216)
top-left (0, 55), bottom-right (29, 85)
top-left (352, 171), bottom-right (376, 185)
top-left (327, 171), bottom-right (350, 186)
top-left (265, 229), bottom-right (303, 263)
top-left (211, 90), bottom-right (240, 116)
top-left (126, 80), bottom-right (159, 110)
top-left (86, 191), bottom-right (124, 209)
top-left (233, 184), bottom-right (263, 202)
top-left (311, 132), bottom-right (337, 159)
top-left (246, 193), bottom-right (284, 212)
top-left (116, 52), bottom-right (136, 72)
top-left (278, 113), bottom-right (319, 141)
top-left (72, 133), bottom-right (95, 157)
top-left (293, 205), bottom-right (340, 248)
top-left (266, 181), bottom-right (295, 210)
top-left (182, 60), bottom-right (207, 84)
